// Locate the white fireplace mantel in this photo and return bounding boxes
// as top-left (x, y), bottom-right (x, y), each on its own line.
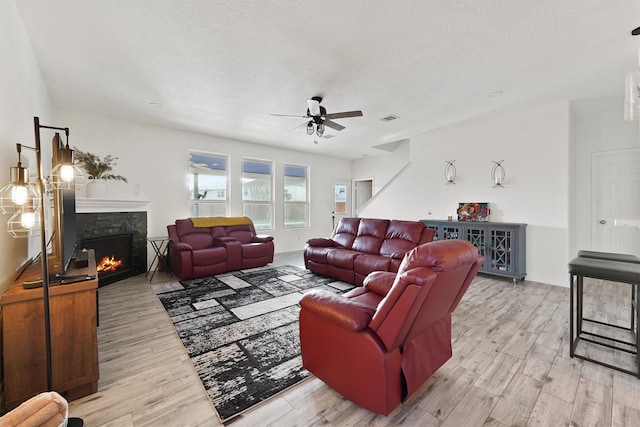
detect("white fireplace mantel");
top-left (76, 197), bottom-right (150, 213)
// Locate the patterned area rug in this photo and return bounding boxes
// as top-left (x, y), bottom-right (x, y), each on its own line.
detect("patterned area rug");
top-left (152, 265), bottom-right (354, 423)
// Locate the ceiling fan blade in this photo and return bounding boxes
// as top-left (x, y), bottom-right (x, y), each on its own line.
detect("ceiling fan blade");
top-left (292, 121), bottom-right (310, 132)
top-left (324, 120), bottom-right (345, 131)
top-left (324, 110), bottom-right (363, 120)
top-left (307, 98), bottom-right (321, 116)
top-left (271, 113), bottom-right (309, 119)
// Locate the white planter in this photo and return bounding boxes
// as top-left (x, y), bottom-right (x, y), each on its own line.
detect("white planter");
top-left (86, 180), bottom-right (107, 198)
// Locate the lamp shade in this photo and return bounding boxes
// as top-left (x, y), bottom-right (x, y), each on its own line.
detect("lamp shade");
top-left (50, 142), bottom-right (84, 190)
top-left (7, 208), bottom-right (41, 238)
top-left (0, 166), bottom-right (40, 214)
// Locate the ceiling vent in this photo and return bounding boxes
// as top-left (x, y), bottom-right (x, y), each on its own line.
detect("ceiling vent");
top-left (380, 114), bottom-right (399, 122)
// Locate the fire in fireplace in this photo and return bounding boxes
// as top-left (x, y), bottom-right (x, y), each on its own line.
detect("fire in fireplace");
top-left (80, 234), bottom-right (133, 286)
top-left (97, 255), bottom-right (124, 273)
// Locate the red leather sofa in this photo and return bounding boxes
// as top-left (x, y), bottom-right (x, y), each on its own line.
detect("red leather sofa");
top-left (304, 217), bottom-right (435, 285)
top-left (167, 217), bottom-right (274, 280)
top-left (299, 239), bottom-right (483, 415)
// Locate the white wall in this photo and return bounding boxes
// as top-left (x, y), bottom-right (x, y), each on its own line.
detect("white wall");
top-left (571, 98), bottom-right (639, 255)
top-left (351, 139), bottom-right (410, 195)
top-left (356, 102), bottom-right (571, 286)
top-left (0, 0), bottom-right (54, 292)
top-left (54, 108), bottom-right (351, 255)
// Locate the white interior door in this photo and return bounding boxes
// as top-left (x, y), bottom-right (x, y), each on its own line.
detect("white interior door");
top-left (592, 148), bottom-right (640, 256)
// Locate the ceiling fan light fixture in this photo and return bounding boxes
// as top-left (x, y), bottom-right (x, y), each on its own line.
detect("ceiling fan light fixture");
top-left (306, 121), bottom-right (314, 135)
top-left (316, 123), bottom-right (325, 137)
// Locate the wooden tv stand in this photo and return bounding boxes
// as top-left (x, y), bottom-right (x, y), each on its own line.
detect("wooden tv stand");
top-left (1, 250), bottom-right (99, 411)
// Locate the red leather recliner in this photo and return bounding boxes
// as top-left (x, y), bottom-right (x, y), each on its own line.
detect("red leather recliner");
top-left (299, 239), bottom-right (483, 415)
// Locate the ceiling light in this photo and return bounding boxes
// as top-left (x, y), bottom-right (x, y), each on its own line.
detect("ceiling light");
top-left (306, 121), bottom-right (314, 135)
top-left (316, 123), bottom-right (325, 137)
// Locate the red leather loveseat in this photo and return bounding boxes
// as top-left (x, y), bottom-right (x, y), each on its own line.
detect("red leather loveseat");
top-left (167, 217), bottom-right (274, 280)
top-left (304, 217), bottom-right (435, 285)
top-left (299, 239), bottom-right (483, 415)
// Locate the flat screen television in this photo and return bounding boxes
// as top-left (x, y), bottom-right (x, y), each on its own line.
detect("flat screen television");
top-left (51, 137), bottom-right (78, 275)
top-left (58, 187), bottom-right (78, 273)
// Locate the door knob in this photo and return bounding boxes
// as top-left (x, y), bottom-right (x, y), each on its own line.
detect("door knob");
top-left (599, 220), bottom-right (606, 225)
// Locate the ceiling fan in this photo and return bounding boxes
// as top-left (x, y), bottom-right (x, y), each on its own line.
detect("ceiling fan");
top-left (271, 96), bottom-right (363, 137)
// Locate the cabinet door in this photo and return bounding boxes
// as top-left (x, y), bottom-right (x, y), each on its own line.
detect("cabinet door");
top-left (441, 224), bottom-right (462, 240)
top-left (465, 226), bottom-right (488, 269)
top-left (488, 228), bottom-right (517, 275)
top-left (425, 224), bottom-right (441, 240)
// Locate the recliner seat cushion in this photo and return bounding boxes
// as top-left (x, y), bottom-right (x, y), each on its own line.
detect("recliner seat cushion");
top-left (191, 247), bottom-right (227, 266)
top-left (327, 249), bottom-right (360, 269)
top-left (354, 254), bottom-right (391, 276)
top-left (242, 242), bottom-right (270, 259)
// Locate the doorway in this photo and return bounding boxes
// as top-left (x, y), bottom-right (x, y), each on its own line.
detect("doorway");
top-left (354, 178), bottom-right (373, 216)
top-left (592, 148), bottom-right (640, 257)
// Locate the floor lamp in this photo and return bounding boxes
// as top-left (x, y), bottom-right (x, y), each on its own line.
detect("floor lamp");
top-left (0, 117), bottom-right (84, 412)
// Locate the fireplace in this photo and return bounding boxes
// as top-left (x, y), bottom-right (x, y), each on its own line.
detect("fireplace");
top-left (81, 234), bottom-right (133, 286)
top-left (76, 211), bottom-right (147, 286)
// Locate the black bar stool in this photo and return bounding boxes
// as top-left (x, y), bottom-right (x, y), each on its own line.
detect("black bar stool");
top-left (568, 251), bottom-right (640, 377)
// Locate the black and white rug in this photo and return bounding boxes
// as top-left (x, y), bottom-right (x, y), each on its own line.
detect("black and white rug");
top-left (152, 265), bottom-right (354, 422)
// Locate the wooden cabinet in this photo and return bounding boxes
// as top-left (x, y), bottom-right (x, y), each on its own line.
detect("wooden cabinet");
top-left (421, 220), bottom-right (527, 282)
top-left (2, 251), bottom-right (99, 410)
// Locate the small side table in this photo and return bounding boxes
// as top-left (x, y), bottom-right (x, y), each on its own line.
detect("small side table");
top-left (147, 236), bottom-right (171, 281)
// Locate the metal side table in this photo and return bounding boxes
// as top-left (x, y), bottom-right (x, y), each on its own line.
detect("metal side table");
top-left (147, 236), bottom-right (171, 281)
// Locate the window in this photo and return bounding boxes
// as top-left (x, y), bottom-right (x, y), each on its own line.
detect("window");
top-left (242, 159), bottom-right (273, 230)
top-left (284, 164), bottom-right (309, 228)
top-left (188, 152), bottom-right (228, 217)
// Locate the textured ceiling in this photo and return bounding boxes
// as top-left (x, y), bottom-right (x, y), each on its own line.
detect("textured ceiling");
top-left (14, 0), bottom-right (640, 159)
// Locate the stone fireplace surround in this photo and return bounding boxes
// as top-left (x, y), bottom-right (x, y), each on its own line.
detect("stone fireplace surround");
top-left (75, 198), bottom-right (148, 283)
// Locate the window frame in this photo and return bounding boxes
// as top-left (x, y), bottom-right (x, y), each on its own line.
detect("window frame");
top-left (283, 163), bottom-right (309, 229)
top-left (241, 157), bottom-right (274, 231)
top-left (188, 150), bottom-right (229, 218)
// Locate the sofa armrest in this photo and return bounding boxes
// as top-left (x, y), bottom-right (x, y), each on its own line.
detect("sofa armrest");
top-left (306, 237), bottom-right (337, 247)
top-left (363, 271), bottom-right (397, 296)
top-left (252, 235), bottom-right (274, 243)
top-left (170, 241), bottom-right (193, 251)
top-left (299, 290), bottom-right (375, 332)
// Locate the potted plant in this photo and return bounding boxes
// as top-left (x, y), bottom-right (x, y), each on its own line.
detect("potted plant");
top-left (73, 148), bottom-right (127, 198)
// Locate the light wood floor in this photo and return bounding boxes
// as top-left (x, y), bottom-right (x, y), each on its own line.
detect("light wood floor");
top-left (68, 252), bottom-right (640, 426)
